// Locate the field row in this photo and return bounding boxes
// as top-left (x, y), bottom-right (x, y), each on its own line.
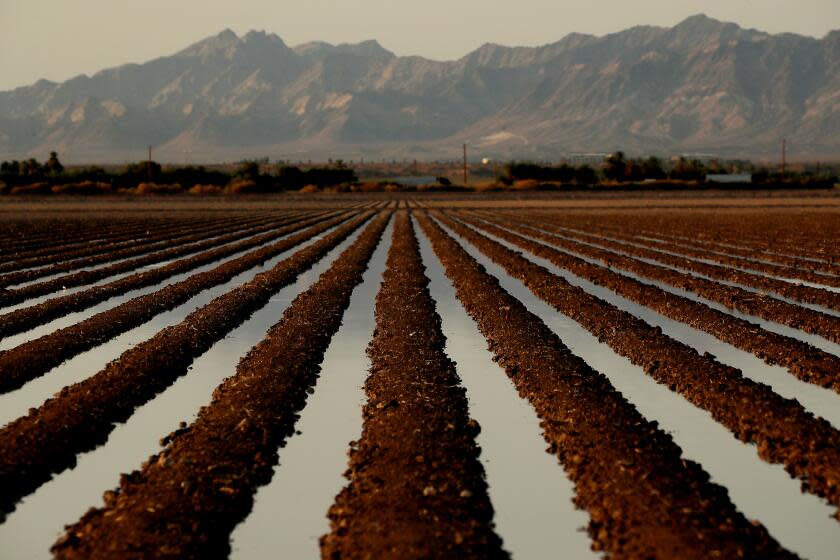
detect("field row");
top-left (0, 205), bottom-right (838, 559)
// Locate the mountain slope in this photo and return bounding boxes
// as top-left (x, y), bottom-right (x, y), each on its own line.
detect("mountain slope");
top-left (1, 15), bottom-right (838, 162)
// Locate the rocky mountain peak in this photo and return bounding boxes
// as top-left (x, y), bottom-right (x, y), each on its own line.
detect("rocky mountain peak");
top-left (1, 16), bottom-right (838, 162)
top-left (666, 14), bottom-right (756, 48)
top-left (176, 28), bottom-right (241, 58)
top-left (294, 39), bottom-right (394, 60)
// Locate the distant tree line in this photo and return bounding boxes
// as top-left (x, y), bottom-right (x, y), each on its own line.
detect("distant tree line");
top-left (501, 162), bottom-right (598, 185)
top-left (0, 153), bottom-right (359, 194)
top-left (0, 152), bottom-right (65, 179)
top-left (2, 151), bottom-right (837, 194)
top-left (503, 152), bottom-right (839, 186)
top-left (603, 152), bottom-right (725, 182)
top-left (275, 164), bottom-right (357, 190)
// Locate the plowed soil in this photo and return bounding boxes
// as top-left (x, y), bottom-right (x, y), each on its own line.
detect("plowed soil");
top-left (0, 193), bottom-right (837, 559)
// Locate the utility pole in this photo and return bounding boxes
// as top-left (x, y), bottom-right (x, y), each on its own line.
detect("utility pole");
top-left (463, 143), bottom-right (468, 187)
top-left (147, 145), bottom-right (153, 183)
top-left (781, 138), bottom-right (786, 179)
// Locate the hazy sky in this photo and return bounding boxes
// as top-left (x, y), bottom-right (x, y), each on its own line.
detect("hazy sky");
top-left (2, 0), bottom-right (839, 91)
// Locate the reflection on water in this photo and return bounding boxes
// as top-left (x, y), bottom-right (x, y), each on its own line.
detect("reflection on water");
top-left (439, 218), bottom-right (840, 560)
top-left (230, 217), bottom-right (392, 559)
top-left (0, 223), bottom-right (344, 428)
top-left (0, 223), bottom-right (324, 351)
top-left (636, 233), bottom-right (840, 282)
top-left (0, 226), bottom-right (286, 316)
top-left (565, 237), bottom-right (840, 354)
top-left (4, 222), bottom-right (256, 291)
top-left (416, 218), bottom-right (598, 560)
top-left (611, 230), bottom-right (840, 294)
top-left (549, 225), bottom-right (840, 312)
top-left (0, 223), bottom-right (367, 560)
top-left (3, 212), bottom-right (838, 559)
top-left (477, 221), bottom-right (840, 430)
top-left (539, 228), bottom-right (840, 347)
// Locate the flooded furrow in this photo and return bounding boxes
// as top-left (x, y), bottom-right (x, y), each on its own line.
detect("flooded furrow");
top-left (501, 215), bottom-right (840, 342)
top-left (0, 215), bottom-right (312, 312)
top-left (0, 216), bottom-right (246, 272)
top-left (570, 228), bottom-right (840, 319)
top-left (587, 226), bottom-right (840, 289)
top-left (469, 212), bottom-right (840, 393)
top-left (229, 216), bottom-right (392, 559)
top-left (0, 212), bottom-right (341, 355)
top-left (627, 239), bottom-right (840, 293)
top-left (434, 213), bottom-right (840, 523)
top-left (552, 223), bottom-right (840, 303)
top-left (0, 219), bottom-right (348, 429)
top-left (321, 213), bottom-right (504, 559)
top-left (462, 216), bottom-right (840, 429)
top-left (0, 213), bottom-right (374, 520)
top-left (0, 218), bottom-right (383, 560)
top-left (0, 237), bottom-right (271, 351)
top-left (418, 213), bottom-right (794, 559)
top-left (415, 218), bottom-right (597, 560)
top-left (630, 233), bottom-right (840, 279)
top-left (432, 216), bottom-right (840, 560)
top-left (518, 220), bottom-right (840, 354)
top-left (627, 228), bottom-right (840, 268)
top-left (48, 214), bottom-right (390, 559)
top-left (1, 215), bottom-right (284, 290)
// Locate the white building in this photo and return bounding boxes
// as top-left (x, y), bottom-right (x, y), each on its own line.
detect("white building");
top-left (706, 174), bottom-right (752, 183)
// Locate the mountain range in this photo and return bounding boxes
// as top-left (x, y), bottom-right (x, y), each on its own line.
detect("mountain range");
top-left (1, 14), bottom-right (839, 163)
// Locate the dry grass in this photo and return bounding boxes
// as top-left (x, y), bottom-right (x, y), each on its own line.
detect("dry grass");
top-left (135, 183), bottom-right (184, 196)
top-left (51, 182), bottom-right (112, 195)
top-left (512, 179), bottom-right (541, 191)
top-left (224, 180), bottom-right (259, 194)
top-left (188, 184), bottom-right (224, 195)
top-left (10, 183), bottom-right (51, 195)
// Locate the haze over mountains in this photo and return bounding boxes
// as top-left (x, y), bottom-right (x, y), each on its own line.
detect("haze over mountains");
top-left (1, 14), bottom-right (839, 163)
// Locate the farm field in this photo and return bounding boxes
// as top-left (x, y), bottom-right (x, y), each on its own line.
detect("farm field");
top-left (0, 194), bottom-right (839, 559)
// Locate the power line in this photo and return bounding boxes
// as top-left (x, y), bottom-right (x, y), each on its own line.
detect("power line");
top-left (781, 138), bottom-right (786, 178)
top-left (463, 143), bottom-right (468, 187)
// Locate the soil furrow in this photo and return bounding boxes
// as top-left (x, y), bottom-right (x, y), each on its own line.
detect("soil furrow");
top-left (619, 231), bottom-right (840, 280)
top-left (0, 214), bottom-right (225, 247)
top-left (658, 236), bottom-right (840, 273)
top-left (415, 212), bottom-right (792, 559)
top-left (0, 215), bottom-right (247, 269)
top-left (590, 225), bottom-right (840, 289)
top-left (0, 212), bottom-right (351, 394)
top-left (547, 212), bottom-right (840, 267)
top-left (469, 212), bottom-right (840, 392)
top-left (506, 210), bottom-right (840, 265)
top-left (321, 213), bottom-right (505, 559)
top-left (1, 212), bottom-right (252, 247)
top-left (0, 212), bottom-right (336, 341)
top-left (537, 218), bottom-right (840, 312)
top-left (0, 214), bottom-right (287, 288)
top-left (0, 218), bottom-right (194, 258)
top-left (511, 213), bottom-right (840, 345)
top-left (46, 212), bottom-right (389, 558)
top-left (611, 230), bottom-right (840, 286)
top-left (0, 212), bottom-right (380, 523)
top-left (0, 215), bottom-right (308, 304)
top-left (434, 211), bottom-right (840, 520)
